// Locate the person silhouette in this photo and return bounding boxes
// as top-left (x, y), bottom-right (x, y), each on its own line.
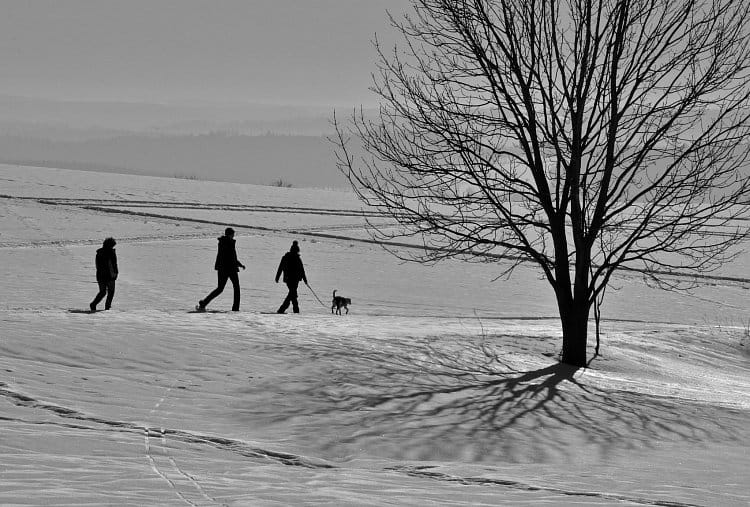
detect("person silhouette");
top-left (90, 237), bottom-right (118, 311)
top-left (197, 228), bottom-right (246, 311)
top-left (275, 240), bottom-right (307, 313)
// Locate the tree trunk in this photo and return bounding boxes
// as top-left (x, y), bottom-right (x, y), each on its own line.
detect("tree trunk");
top-left (559, 299), bottom-right (590, 367)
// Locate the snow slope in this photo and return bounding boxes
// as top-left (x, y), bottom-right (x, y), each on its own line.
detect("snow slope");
top-left (1, 165), bottom-right (749, 506)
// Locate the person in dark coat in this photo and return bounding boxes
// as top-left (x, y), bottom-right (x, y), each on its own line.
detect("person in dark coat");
top-left (198, 227), bottom-right (246, 311)
top-left (275, 240), bottom-right (308, 313)
top-left (90, 237), bottom-right (118, 311)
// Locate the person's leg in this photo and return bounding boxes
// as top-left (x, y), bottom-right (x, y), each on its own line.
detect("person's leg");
top-left (277, 281), bottom-right (295, 313)
top-left (229, 271), bottom-right (240, 311)
top-left (277, 291), bottom-right (291, 313)
top-left (91, 280), bottom-right (107, 310)
top-left (289, 281), bottom-right (300, 313)
top-left (202, 272), bottom-right (228, 307)
top-left (104, 280), bottom-right (116, 310)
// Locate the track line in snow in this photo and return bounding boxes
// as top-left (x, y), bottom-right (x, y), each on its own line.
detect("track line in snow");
top-left (3, 193), bottom-right (750, 287)
top-left (0, 233), bottom-right (216, 250)
top-left (0, 381), bottom-right (334, 470)
top-left (0, 382), bottom-right (724, 505)
top-left (143, 427), bottom-right (200, 507)
top-left (80, 204), bottom-right (750, 288)
top-left (387, 466), bottom-right (704, 507)
top-left (143, 380), bottom-right (222, 506)
top-left (1, 194), bottom-right (385, 218)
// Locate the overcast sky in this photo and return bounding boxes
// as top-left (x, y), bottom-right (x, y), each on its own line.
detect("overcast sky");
top-left (0, 0), bottom-right (408, 106)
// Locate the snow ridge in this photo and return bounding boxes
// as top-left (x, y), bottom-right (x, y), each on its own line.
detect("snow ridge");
top-left (389, 466), bottom-right (704, 507)
top-left (0, 382), bottom-right (334, 470)
top-left (0, 381), bottom-right (718, 506)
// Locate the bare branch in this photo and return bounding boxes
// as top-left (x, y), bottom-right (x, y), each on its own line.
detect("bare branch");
top-left (332, 0), bottom-right (750, 366)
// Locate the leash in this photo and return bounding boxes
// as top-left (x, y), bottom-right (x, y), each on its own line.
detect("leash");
top-left (304, 282), bottom-right (329, 309)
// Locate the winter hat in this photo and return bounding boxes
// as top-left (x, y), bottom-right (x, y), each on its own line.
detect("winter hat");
top-left (103, 237), bottom-right (116, 249)
top-left (290, 240), bottom-right (300, 253)
top-left (225, 227), bottom-right (235, 236)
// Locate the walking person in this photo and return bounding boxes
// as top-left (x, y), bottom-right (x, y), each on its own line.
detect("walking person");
top-left (90, 237), bottom-right (118, 311)
top-left (275, 240), bottom-right (308, 314)
top-left (197, 227), bottom-right (246, 311)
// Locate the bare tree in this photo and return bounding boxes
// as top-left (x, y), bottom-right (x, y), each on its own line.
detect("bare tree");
top-left (270, 178), bottom-right (294, 188)
top-left (334, 0), bottom-right (750, 366)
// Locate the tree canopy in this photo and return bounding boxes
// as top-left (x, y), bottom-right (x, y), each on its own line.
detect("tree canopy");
top-left (335, 0), bottom-right (750, 366)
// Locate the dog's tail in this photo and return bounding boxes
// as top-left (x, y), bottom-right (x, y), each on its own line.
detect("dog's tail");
top-left (333, 289), bottom-right (337, 298)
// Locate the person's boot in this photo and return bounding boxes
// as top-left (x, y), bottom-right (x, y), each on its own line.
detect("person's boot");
top-left (89, 302), bottom-right (96, 312)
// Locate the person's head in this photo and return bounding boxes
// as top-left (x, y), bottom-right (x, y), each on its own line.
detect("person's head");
top-left (290, 240), bottom-right (300, 253)
top-left (103, 237), bottom-right (116, 249)
top-left (225, 227), bottom-right (235, 238)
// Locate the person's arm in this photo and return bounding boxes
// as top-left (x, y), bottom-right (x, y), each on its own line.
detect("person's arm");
top-left (275, 257), bottom-right (284, 283)
top-left (112, 251), bottom-right (119, 279)
top-left (301, 262), bottom-right (308, 285)
top-left (232, 244), bottom-right (244, 269)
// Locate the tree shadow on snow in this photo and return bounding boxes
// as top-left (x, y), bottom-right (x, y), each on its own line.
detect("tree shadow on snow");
top-left (272, 337), bottom-right (748, 463)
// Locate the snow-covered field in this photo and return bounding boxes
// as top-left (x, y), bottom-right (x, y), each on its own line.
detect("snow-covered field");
top-left (1, 164), bottom-right (749, 506)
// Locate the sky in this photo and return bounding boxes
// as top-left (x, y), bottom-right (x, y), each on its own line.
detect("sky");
top-left (0, 0), bottom-right (408, 106)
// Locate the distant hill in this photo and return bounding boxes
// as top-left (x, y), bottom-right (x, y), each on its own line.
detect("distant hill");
top-left (0, 94), bottom-right (337, 135)
top-left (0, 95), bottom-right (366, 188)
top-left (0, 132), bottom-right (347, 188)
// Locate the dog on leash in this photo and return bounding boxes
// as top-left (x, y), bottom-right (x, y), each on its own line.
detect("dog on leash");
top-left (331, 290), bottom-right (351, 315)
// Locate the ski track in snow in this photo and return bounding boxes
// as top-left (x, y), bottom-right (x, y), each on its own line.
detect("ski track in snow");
top-left (2, 193), bottom-right (750, 287)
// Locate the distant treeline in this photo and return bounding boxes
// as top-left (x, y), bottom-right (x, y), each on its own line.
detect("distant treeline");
top-left (0, 133), bottom-right (348, 188)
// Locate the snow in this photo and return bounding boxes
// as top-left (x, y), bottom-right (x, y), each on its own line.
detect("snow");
top-left (1, 164), bottom-right (749, 505)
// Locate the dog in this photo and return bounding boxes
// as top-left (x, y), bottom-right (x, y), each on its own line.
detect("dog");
top-left (331, 290), bottom-right (351, 315)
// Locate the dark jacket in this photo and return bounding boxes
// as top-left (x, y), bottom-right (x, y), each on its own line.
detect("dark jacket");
top-left (95, 247), bottom-right (118, 281)
top-left (214, 236), bottom-right (242, 273)
top-left (275, 252), bottom-right (307, 284)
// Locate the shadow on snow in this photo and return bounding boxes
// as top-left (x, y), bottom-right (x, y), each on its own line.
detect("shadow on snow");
top-left (257, 336), bottom-right (747, 463)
